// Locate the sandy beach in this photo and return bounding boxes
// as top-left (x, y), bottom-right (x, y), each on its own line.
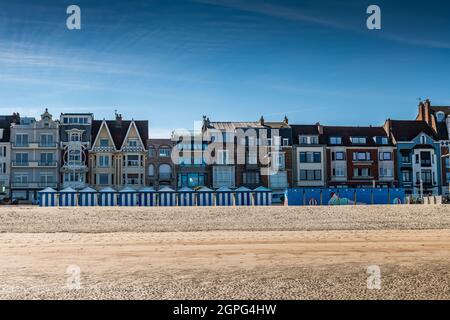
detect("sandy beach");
top-left (1, 205), bottom-right (450, 299)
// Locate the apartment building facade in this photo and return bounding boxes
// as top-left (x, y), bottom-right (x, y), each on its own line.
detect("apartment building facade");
top-left (59, 113), bottom-right (93, 189)
top-left (89, 113), bottom-right (148, 190)
top-left (322, 126), bottom-right (397, 189)
top-left (385, 119), bottom-right (442, 196)
top-left (10, 109), bottom-right (60, 202)
top-left (291, 124), bottom-right (327, 188)
top-left (0, 114), bottom-right (20, 199)
top-left (147, 139), bottom-right (176, 189)
top-left (172, 129), bottom-right (210, 189)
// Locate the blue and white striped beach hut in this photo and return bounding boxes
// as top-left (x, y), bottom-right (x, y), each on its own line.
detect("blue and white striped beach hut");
top-left (98, 187), bottom-right (117, 206)
top-left (178, 187), bottom-right (195, 206)
top-left (118, 187), bottom-right (138, 206)
top-left (38, 187), bottom-right (58, 207)
top-left (196, 187), bottom-right (214, 206)
top-left (138, 186), bottom-right (156, 206)
top-left (254, 186), bottom-right (272, 206)
top-left (215, 187), bottom-right (234, 206)
top-left (59, 187), bottom-right (78, 207)
top-left (79, 187), bottom-right (98, 206)
top-left (158, 186), bottom-right (176, 206)
top-left (235, 186), bottom-right (253, 206)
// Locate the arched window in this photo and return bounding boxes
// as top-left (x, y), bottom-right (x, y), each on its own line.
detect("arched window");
top-left (148, 146), bottom-right (156, 158)
top-left (148, 164), bottom-right (155, 176)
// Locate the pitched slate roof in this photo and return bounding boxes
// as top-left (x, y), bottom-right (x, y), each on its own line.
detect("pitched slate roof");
top-left (0, 115), bottom-right (19, 142)
top-left (291, 124), bottom-right (321, 144)
top-left (389, 120), bottom-right (438, 142)
top-left (320, 126), bottom-right (392, 146)
top-left (92, 119), bottom-right (148, 149)
top-left (429, 106), bottom-right (450, 140)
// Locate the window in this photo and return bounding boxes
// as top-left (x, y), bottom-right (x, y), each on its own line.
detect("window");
top-left (148, 147), bottom-right (155, 157)
top-left (420, 170), bottom-right (433, 184)
top-left (213, 166), bottom-right (235, 188)
top-left (0, 146), bottom-right (6, 157)
top-left (16, 134), bottom-right (28, 146)
top-left (68, 150), bottom-right (81, 165)
top-left (40, 173), bottom-right (54, 184)
top-left (15, 153), bottom-right (28, 165)
top-left (402, 171), bottom-right (411, 182)
top-left (379, 167), bottom-right (393, 177)
top-left (353, 152), bottom-right (371, 161)
top-left (267, 138), bottom-right (272, 146)
top-left (64, 172), bottom-right (84, 183)
top-left (271, 152), bottom-right (285, 170)
top-left (420, 135), bottom-right (427, 144)
top-left (124, 173), bottom-right (141, 185)
top-left (332, 152), bottom-right (345, 161)
top-left (243, 172), bottom-right (260, 184)
top-left (401, 152), bottom-right (411, 164)
top-left (40, 153), bottom-right (54, 165)
top-left (374, 136), bottom-right (389, 145)
top-left (283, 138), bottom-right (289, 146)
top-left (353, 168), bottom-right (371, 177)
top-left (159, 147), bottom-right (171, 157)
top-left (99, 155), bottom-right (110, 167)
top-left (299, 152), bottom-right (321, 163)
top-left (350, 137), bottom-right (367, 144)
top-left (126, 155), bottom-right (140, 166)
top-left (379, 152), bottom-right (392, 161)
top-left (14, 173), bottom-right (28, 184)
top-left (217, 150), bottom-right (230, 165)
top-left (269, 172), bottom-right (288, 188)
top-left (299, 170), bottom-right (322, 181)
top-left (98, 174), bottom-right (109, 185)
top-left (177, 173), bottom-right (206, 188)
top-left (40, 134), bottom-right (54, 146)
top-left (420, 152), bottom-right (432, 167)
top-left (329, 136), bottom-right (342, 145)
top-left (299, 135), bottom-right (319, 145)
top-left (159, 164), bottom-right (171, 180)
top-left (332, 167), bottom-right (345, 177)
top-left (100, 139), bottom-right (109, 147)
top-left (148, 164), bottom-right (155, 176)
top-left (247, 153), bottom-right (258, 165)
top-left (69, 132), bottom-right (81, 142)
top-left (128, 139), bottom-right (138, 147)
top-left (436, 112), bottom-right (445, 122)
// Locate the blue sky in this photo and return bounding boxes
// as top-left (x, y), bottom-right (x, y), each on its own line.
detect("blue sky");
top-left (1, 0), bottom-right (450, 137)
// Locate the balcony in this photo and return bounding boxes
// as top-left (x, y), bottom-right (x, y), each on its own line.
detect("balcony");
top-left (12, 161), bottom-right (58, 168)
top-left (12, 142), bottom-right (58, 149)
top-left (11, 181), bottom-right (58, 189)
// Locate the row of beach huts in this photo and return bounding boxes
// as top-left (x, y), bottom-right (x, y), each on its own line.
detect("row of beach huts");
top-left (38, 186), bottom-right (273, 207)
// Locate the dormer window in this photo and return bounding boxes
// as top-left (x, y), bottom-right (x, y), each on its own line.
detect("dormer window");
top-left (374, 136), bottom-right (389, 145)
top-left (436, 111), bottom-right (445, 122)
top-left (329, 136), bottom-right (342, 145)
top-left (350, 137), bottom-right (366, 144)
top-left (420, 135), bottom-right (427, 144)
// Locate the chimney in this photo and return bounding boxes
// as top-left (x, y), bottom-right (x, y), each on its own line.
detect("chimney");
top-left (259, 115), bottom-right (265, 126)
top-left (316, 122), bottom-right (323, 135)
top-left (424, 99), bottom-right (432, 125)
top-left (283, 115), bottom-right (289, 124)
top-left (11, 112), bottom-right (20, 124)
top-left (383, 118), bottom-right (392, 139)
top-left (115, 110), bottom-right (123, 128)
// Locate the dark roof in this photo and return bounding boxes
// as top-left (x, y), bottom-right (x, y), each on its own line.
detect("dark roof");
top-left (207, 121), bottom-right (289, 130)
top-left (429, 106), bottom-right (450, 140)
top-left (92, 120), bottom-right (148, 149)
top-left (291, 125), bottom-right (320, 144)
top-left (430, 106), bottom-right (450, 116)
top-left (147, 138), bottom-right (174, 147)
top-left (389, 120), bottom-right (438, 142)
top-left (320, 126), bottom-right (391, 146)
top-left (0, 115), bottom-right (18, 142)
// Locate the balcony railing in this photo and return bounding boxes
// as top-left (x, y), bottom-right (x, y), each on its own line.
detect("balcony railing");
top-left (12, 142), bottom-right (57, 148)
top-left (12, 161), bottom-right (58, 167)
top-left (11, 181), bottom-right (58, 188)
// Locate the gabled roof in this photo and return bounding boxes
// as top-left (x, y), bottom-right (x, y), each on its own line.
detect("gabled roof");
top-left (120, 121), bottom-right (146, 150)
top-left (216, 186), bottom-right (233, 192)
top-left (99, 187), bottom-right (116, 192)
top-left (60, 187), bottom-right (77, 193)
top-left (80, 187), bottom-right (97, 193)
top-left (119, 186), bottom-right (137, 193)
top-left (159, 186), bottom-right (175, 192)
top-left (92, 119), bottom-right (148, 150)
top-left (197, 186), bottom-right (213, 192)
top-left (139, 186), bottom-right (156, 192)
top-left (254, 186), bottom-right (271, 192)
top-left (389, 120), bottom-right (438, 142)
top-left (291, 124), bottom-right (321, 144)
top-left (235, 186), bottom-right (252, 192)
top-left (39, 187), bottom-right (57, 193)
top-left (178, 187), bottom-right (194, 192)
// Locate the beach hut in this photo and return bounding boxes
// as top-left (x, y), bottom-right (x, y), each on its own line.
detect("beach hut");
top-left (158, 186), bottom-right (176, 206)
top-left (196, 187), bottom-right (214, 206)
top-left (253, 186), bottom-right (272, 206)
top-left (98, 187), bottom-right (117, 206)
top-left (38, 187), bottom-right (58, 207)
top-left (138, 186), bottom-right (156, 206)
top-left (215, 187), bottom-right (234, 206)
top-left (235, 186), bottom-right (253, 206)
top-left (79, 187), bottom-right (98, 206)
top-left (59, 187), bottom-right (78, 207)
top-left (178, 187), bottom-right (195, 206)
top-left (118, 187), bottom-right (138, 206)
